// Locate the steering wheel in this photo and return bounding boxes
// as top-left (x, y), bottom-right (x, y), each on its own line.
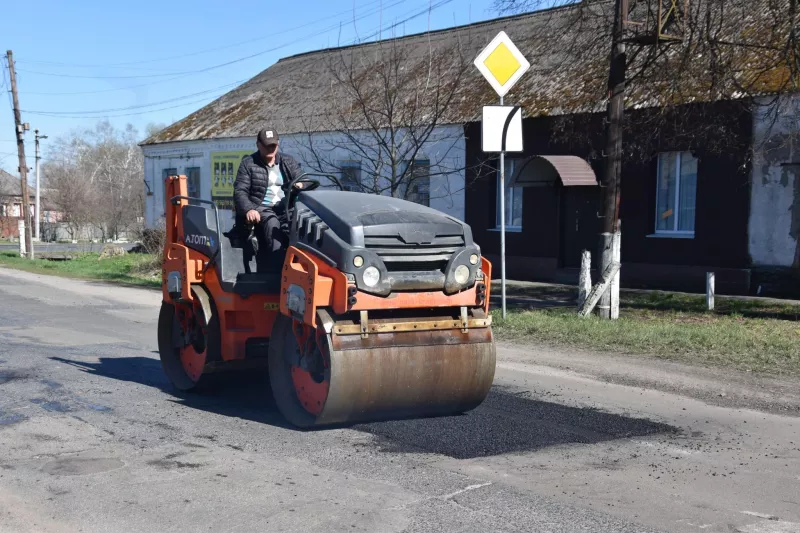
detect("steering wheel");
top-left (294, 177), bottom-right (321, 192)
top-left (282, 172), bottom-right (336, 219)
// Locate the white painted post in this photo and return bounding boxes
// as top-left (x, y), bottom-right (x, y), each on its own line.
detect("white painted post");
top-left (610, 229), bottom-right (621, 319)
top-left (707, 272), bottom-right (715, 311)
top-left (499, 94), bottom-right (507, 319)
top-left (578, 250), bottom-right (592, 309)
top-left (18, 219), bottom-right (26, 257)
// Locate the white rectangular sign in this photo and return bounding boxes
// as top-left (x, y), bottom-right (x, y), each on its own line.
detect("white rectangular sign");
top-left (481, 105), bottom-right (523, 153)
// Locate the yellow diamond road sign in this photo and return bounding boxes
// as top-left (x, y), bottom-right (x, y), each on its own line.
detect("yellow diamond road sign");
top-left (474, 31), bottom-right (530, 97)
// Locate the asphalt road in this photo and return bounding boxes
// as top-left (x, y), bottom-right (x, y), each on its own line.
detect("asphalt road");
top-left (0, 268), bottom-right (798, 533)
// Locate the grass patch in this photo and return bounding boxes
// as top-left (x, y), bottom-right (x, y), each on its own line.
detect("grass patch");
top-left (493, 303), bottom-right (800, 376)
top-left (0, 251), bottom-right (160, 289)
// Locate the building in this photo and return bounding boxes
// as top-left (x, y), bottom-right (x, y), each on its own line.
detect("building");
top-left (142, 1), bottom-right (799, 295)
top-left (1, 169), bottom-right (43, 239)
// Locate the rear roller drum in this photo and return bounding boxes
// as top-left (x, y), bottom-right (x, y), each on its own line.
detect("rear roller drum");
top-left (268, 312), bottom-right (496, 428)
top-left (157, 286), bottom-right (220, 391)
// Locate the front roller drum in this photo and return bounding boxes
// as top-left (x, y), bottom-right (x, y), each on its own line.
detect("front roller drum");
top-left (157, 286), bottom-right (221, 392)
top-left (268, 314), bottom-right (496, 428)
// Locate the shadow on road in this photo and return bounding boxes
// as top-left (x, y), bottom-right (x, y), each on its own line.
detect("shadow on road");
top-left (50, 356), bottom-right (677, 458)
top-left (49, 355), bottom-right (292, 428)
top-left (52, 356), bottom-right (171, 391)
top-left (355, 387), bottom-right (678, 459)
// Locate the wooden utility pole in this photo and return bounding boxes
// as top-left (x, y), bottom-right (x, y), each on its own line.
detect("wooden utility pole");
top-left (597, 0), bottom-right (627, 319)
top-left (6, 50), bottom-right (33, 259)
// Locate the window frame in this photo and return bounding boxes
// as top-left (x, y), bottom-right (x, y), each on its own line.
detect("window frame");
top-left (161, 168), bottom-right (177, 215)
top-left (185, 167), bottom-right (201, 199)
top-left (654, 151), bottom-right (697, 238)
top-left (402, 158), bottom-right (431, 207)
top-left (494, 159), bottom-right (523, 231)
top-left (338, 160), bottom-right (362, 192)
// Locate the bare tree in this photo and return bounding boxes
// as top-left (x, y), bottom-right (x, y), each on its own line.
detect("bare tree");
top-left (489, 0), bottom-right (800, 156)
top-left (488, 0), bottom-right (800, 311)
top-left (144, 122), bottom-right (167, 139)
top-left (297, 35), bottom-right (476, 205)
top-left (42, 121), bottom-right (144, 242)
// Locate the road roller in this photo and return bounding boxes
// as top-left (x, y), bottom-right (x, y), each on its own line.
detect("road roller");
top-left (157, 173), bottom-right (495, 427)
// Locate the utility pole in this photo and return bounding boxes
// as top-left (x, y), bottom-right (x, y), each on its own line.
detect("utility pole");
top-left (35, 129), bottom-right (47, 241)
top-left (597, 0), bottom-right (627, 319)
top-left (6, 50), bottom-right (33, 259)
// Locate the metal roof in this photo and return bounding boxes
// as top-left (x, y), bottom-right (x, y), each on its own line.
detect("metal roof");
top-left (510, 155), bottom-right (598, 187)
top-left (142, 0), bottom-right (786, 146)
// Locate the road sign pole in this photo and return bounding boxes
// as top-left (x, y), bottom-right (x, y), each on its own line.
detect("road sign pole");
top-left (473, 30), bottom-right (529, 321)
top-left (499, 95), bottom-right (506, 320)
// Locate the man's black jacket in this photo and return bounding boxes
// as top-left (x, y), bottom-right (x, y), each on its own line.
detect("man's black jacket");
top-left (233, 151), bottom-right (302, 219)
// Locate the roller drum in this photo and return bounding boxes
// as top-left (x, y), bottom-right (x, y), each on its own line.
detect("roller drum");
top-left (268, 314), bottom-right (496, 427)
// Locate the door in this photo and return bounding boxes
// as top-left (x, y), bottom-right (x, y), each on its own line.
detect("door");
top-left (559, 187), bottom-right (601, 268)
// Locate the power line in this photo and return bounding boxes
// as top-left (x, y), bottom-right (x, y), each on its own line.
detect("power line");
top-left (16, 0), bottom-right (393, 69)
top-left (22, 79), bottom-right (246, 115)
top-left (15, 0), bottom-right (401, 97)
top-left (23, 93), bottom-right (230, 119)
top-left (15, 0), bottom-right (431, 88)
top-left (15, 0), bottom-right (455, 121)
top-left (16, 67), bottom-right (196, 80)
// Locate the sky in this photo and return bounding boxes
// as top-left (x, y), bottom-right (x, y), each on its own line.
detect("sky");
top-left (1, 0), bottom-right (499, 175)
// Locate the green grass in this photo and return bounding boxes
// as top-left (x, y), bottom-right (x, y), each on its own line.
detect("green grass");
top-left (493, 296), bottom-right (800, 375)
top-left (0, 251), bottom-right (161, 289)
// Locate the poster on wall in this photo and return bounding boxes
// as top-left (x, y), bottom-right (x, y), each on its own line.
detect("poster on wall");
top-left (210, 151), bottom-right (250, 210)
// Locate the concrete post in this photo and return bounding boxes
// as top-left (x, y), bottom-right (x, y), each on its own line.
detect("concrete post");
top-left (18, 219), bottom-right (26, 257)
top-left (578, 250), bottom-right (592, 309)
top-left (707, 272), bottom-right (715, 311)
top-left (610, 229), bottom-right (621, 319)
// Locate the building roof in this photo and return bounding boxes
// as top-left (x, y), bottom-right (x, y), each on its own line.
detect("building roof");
top-left (0, 169), bottom-right (45, 200)
top-left (0, 170), bottom-right (19, 197)
top-left (143, 0), bottom-right (787, 146)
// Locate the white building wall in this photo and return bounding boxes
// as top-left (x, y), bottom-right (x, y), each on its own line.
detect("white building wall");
top-left (749, 96), bottom-right (800, 267)
top-left (143, 125), bottom-right (466, 230)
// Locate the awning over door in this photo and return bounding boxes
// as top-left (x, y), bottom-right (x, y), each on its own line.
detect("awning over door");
top-left (509, 155), bottom-right (598, 187)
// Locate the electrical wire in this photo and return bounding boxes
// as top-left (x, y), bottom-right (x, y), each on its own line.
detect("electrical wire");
top-left (16, 0), bottom-right (409, 81)
top-left (17, 0), bottom-right (404, 97)
top-left (17, 0), bottom-right (456, 120)
top-left (22, 93), bottom-right (230, 119)
top-left (16, 0), bottom-right (434, 89)
top-left (22, 79), bottom-right (246, 115)
top-left (16, 0), bottom-right (392, 69)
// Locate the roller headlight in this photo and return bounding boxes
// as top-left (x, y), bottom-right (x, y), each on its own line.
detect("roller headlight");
top-left (353, 255), bottom-right (364, 268)
top-left (363, 266), bottom-right (380, 288)
top-left (454, 265), bottom-right (470, 285)
top-left (469, 254), bottom-right (479, 265)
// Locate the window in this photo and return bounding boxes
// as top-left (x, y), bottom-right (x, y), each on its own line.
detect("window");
top-left (339, 161), bottom-right (362, 192)
top-left (496, 159), bottom-right (523, 230)
top-left (162, 168), bottom-right (177, 214)
top-left (185, 167), bottom-right (201, 206)
top-left (12, 203), bottom-right (21, 218)
top-left (185, 167), bottom-right (201, 199)
top-left (403, 159), bottom-right (430, 207)
top-left (655, 152), bottom-right (697, 236)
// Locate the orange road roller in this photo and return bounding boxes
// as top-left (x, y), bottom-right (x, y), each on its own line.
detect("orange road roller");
top-left (157, 173), bottom-right (495, 427)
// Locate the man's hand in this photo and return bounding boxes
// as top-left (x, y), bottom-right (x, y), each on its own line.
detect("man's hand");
top-left (245, 210), bottom-right (261, 224)
top-left (294, 181), bottom-right (305, 190)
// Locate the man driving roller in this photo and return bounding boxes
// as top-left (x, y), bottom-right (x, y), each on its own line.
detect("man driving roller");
top-left (233, 127), bottom-right (303, 258)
